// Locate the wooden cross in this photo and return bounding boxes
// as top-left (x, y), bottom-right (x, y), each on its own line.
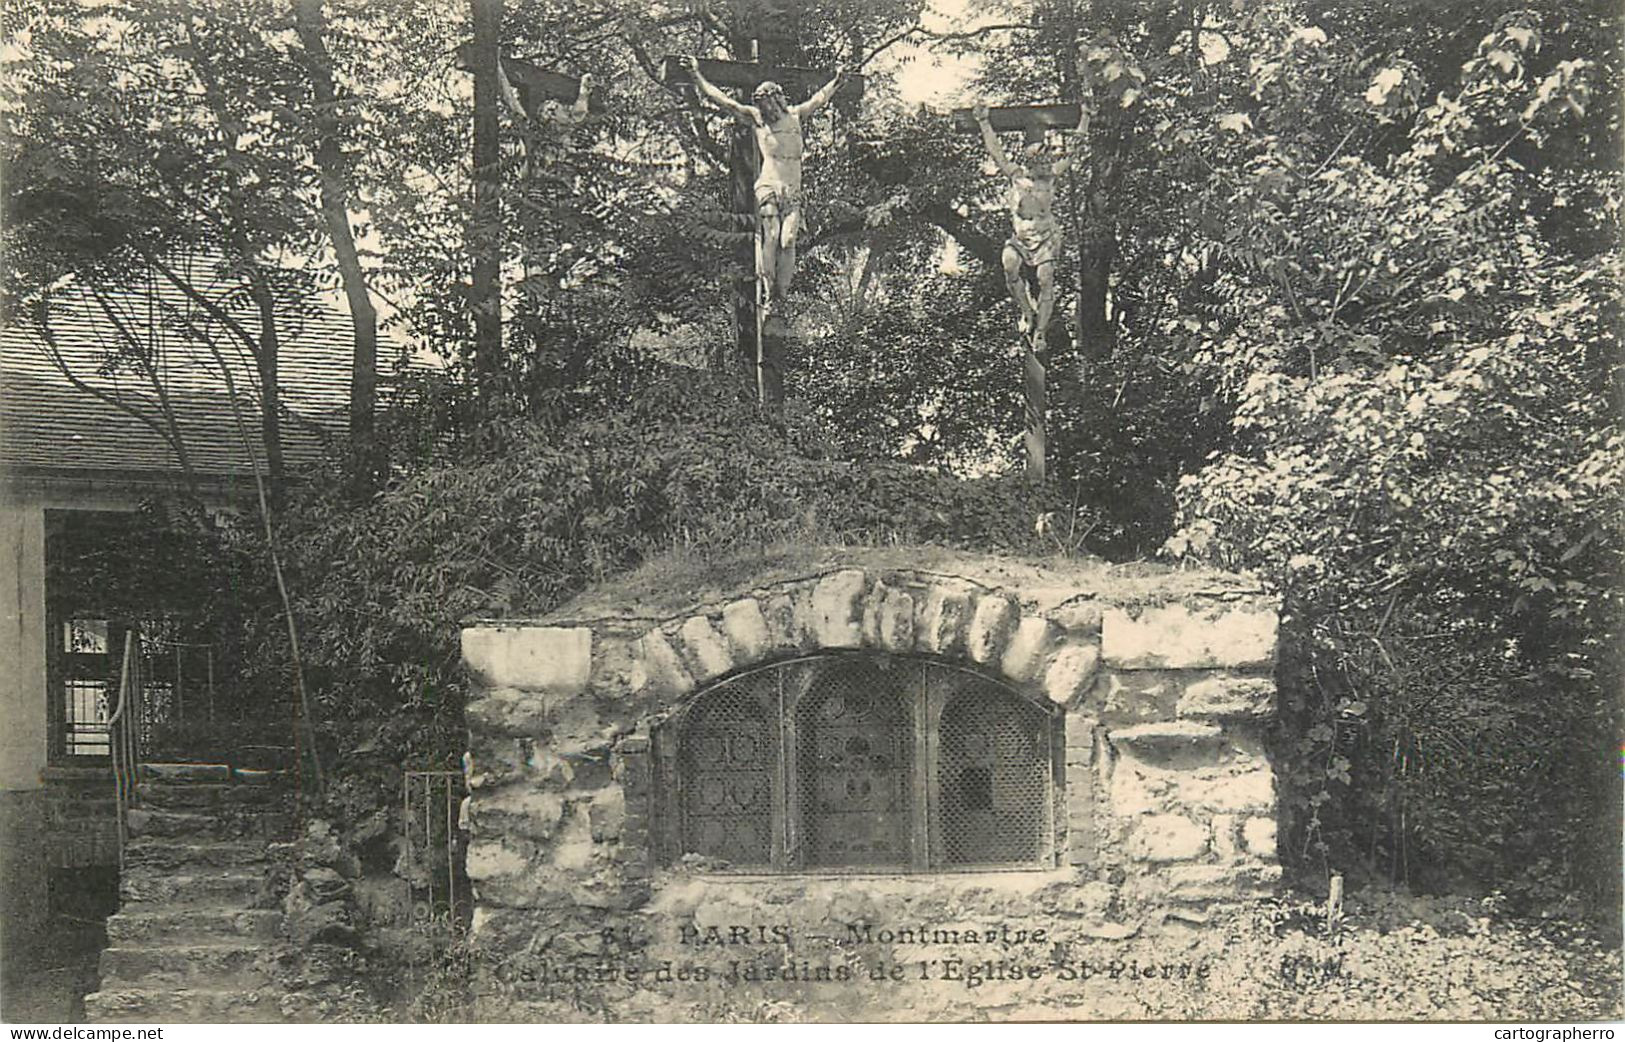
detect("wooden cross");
top-left (951, 102), bottom-right (1083, 139)
top-left (453, 46), bottom-right (599, 119)
top-left (495, 55), bottom-right (601, 119)
top-left (952, 102), bottom-right (1085, 483)
top-left (664, 53), bottom-right (862, 411)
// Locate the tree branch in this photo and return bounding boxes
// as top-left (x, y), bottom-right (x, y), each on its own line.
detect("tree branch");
top-left (84, 282), bottom-right (195, 484)
top-left (24, 296), bottom-right (201, 495)
top-left (624, 35), bottom-right (727, 168)
top-left (920, 201), bottom-right (1003, 270)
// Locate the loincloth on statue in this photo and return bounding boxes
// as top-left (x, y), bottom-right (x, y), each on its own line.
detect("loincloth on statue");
top-left (755, 180), bottom-right (801, 219)
top-left (1006, 218), bottom-right (1063, 269)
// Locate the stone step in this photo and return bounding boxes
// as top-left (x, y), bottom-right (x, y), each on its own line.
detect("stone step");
top-left (126, 808), bottom-right (291, 840)
top-left (233, 767), bottom-right (291, 785)
top-left (121, 866), bottom-right (265, 906)
top-left (83, 986), bottom-right (286, 1023)
top-left (136, 782), bottom-right (291, 810)
top-left (107, 908), bottom-right (281, 945)
top-left (139, 762), bottom-right (233, 783)
top-left (98, 944), bottom-right (277, 989)
top-left (124, 838), bottom-right (268, 870)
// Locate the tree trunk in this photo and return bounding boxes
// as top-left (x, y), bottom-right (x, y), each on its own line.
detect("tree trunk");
top-left (470, 0), bottom-right (503, 386)
top-left (293, 0), bottom-right (382, 493)
top-left (1075, 206), bottom-right (1115, 362)
top-left (249, 276), bottom-right (284, 503)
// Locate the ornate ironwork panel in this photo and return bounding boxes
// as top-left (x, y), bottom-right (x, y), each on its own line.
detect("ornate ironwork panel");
top-left (796, 660), bottom-right (912, 867)
top-left (937, 682), bottom-right (1051, 866)
top-left (678, 677), bottom-right (776, 867)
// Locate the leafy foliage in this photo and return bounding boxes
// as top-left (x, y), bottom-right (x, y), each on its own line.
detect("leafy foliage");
top-left (1164, 4), bottom-right (1622, 907)
top-left (271, 374), bottom-right (1064, 724)
top-left (4, 0), bottom-right (1619, 930)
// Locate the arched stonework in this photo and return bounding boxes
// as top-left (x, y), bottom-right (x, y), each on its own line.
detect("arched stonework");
top-left (458, 549), bottom-right (1282, 1019)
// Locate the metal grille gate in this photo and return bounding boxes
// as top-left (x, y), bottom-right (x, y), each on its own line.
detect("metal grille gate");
top-left (662, 656), bottom-right (1058, 872)
top-left (797, 659), bottom-right (913, 868)
top-left (937, 692), bottom-right (1051, 866)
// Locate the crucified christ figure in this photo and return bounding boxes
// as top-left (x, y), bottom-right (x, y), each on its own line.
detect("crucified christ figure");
top-left (973, 102), bottom-right (1087, 351)
top-left (498, 63), bottom-right (591, 172)
top-left (683, 55), bottom-right (849, 318)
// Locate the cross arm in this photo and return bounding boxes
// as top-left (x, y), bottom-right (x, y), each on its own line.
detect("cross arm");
top-left (500, 55), bottom-right (600, 115)
top-left (454, 44), bottom-right (600, 116)
top-left (951, 103), bottom-right (1084, 134)
top-left (662, 55), bottom-right (864, 104)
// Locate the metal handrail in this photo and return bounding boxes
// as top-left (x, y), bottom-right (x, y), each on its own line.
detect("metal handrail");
top-left (108, 629), bottom-right (142, 868)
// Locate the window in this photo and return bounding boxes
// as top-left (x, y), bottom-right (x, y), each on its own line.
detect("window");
top-left (654, 655), bottom-right (1063, 872)
top-left (60, 619), bottom-right (112, 758)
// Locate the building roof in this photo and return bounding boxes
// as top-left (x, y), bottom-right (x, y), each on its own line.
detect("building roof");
top-left (1, 253), bottom-right (364, 483)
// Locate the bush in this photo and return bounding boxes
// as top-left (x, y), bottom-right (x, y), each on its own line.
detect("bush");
top-left (267, 374), bottom-right (1073, 735)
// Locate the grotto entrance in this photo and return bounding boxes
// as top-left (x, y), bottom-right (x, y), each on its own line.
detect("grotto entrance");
top-left (458, 546), bottom-right (1283, 1020)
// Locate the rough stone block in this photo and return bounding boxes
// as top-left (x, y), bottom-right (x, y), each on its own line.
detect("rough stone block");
top-left (469, 906), bottom-right (566, 956)
top-left (523, 744), bottom-right (574, 788)
top-left (916, 585), bottom-right (972, 656)
top-left (810, 569), bottom-right (866, 648)
top-left (1242, 863), bottom-right (1285, 894)
top-left (761, 592), bottom-right (802, 652)
top-left (631, 630), bottom-right (694, 700)
top-left (1178, 675), bottom-right (1276, 720)
top-left (1103, 603), bottom-right (1278, 671)
top-left (965, 594), bottom-right (1017, 664)
top-left (465, 733), bottom-right (558, 790)
top-left (462, 626), bottom-right (593, 692)
top-left (1191, 768), bottom-right (1275, 813)
top-left (1211, 814), bottom-right (1239, 860)
top-left (541, 689), bottom-right (618, 759)
top-left (860, 581), bottom-right (889, 646)
top-left (1048, 598), bottom-right (1103, 634)
top-left (1044, 642), bottom-right (1101, 706)
top-left (678, 615), bottom-right (734, 682)
top-left (1129, 815), bottom-right (1209, 862)
top-left (876, 588), bottom-right (915, 653)
top-left (1098, 671), bottom-right (1183, 722)
top-left (1108, 720), bottom-right (1224, 754)
top-left (1064, 712), bottom-right (1096, 766)
top-left (1109, 759), bottom-right (1169, 817)
top-left (465, 688), bottom-right (548, 738)
top-left (1242, 815), bottom-right (1277, 858)
top-left (1163, 864), bottom-right (1236, 901)
top-left (589, 789), bottom-right (626, 843)
top-left (465, 839), bottom-right (530, 882)
top-left (471, 788), bottom-right (566, 843)
top-left (1066, 761), bottom-right (1096, 868)
top-left (720, 598), bottom-right (771, 664)
top-left (1000, 616), bottom-right (1058, 683)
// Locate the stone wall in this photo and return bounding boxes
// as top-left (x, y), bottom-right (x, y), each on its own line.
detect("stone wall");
top-left (459, 549), bottom-right (1282, 1021)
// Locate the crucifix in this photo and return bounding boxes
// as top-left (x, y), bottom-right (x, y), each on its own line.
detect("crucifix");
top-left (664, 52), bottom-right (861, 411)
top-left (493, 54), bottom-right (598, 122)
top-left (954, 101), bottom-right (1088, 483)
top-left (455, 46), bottom-right (596, 169)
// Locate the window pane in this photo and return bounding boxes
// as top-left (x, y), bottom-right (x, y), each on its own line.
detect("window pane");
top-left (797, 661), bottom-right (912, 868)
top-left (63, 679), bottom-right (111, 757)
top-left (63, 619), bottom-right (109, 654)
top-left (679, 677), bottom-right (775, 868)
top-left (938, 686), bottom-right (1050, 866)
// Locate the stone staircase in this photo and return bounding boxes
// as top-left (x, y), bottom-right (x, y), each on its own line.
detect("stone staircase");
top-left (83, 763), bottom-right (296, 1023)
